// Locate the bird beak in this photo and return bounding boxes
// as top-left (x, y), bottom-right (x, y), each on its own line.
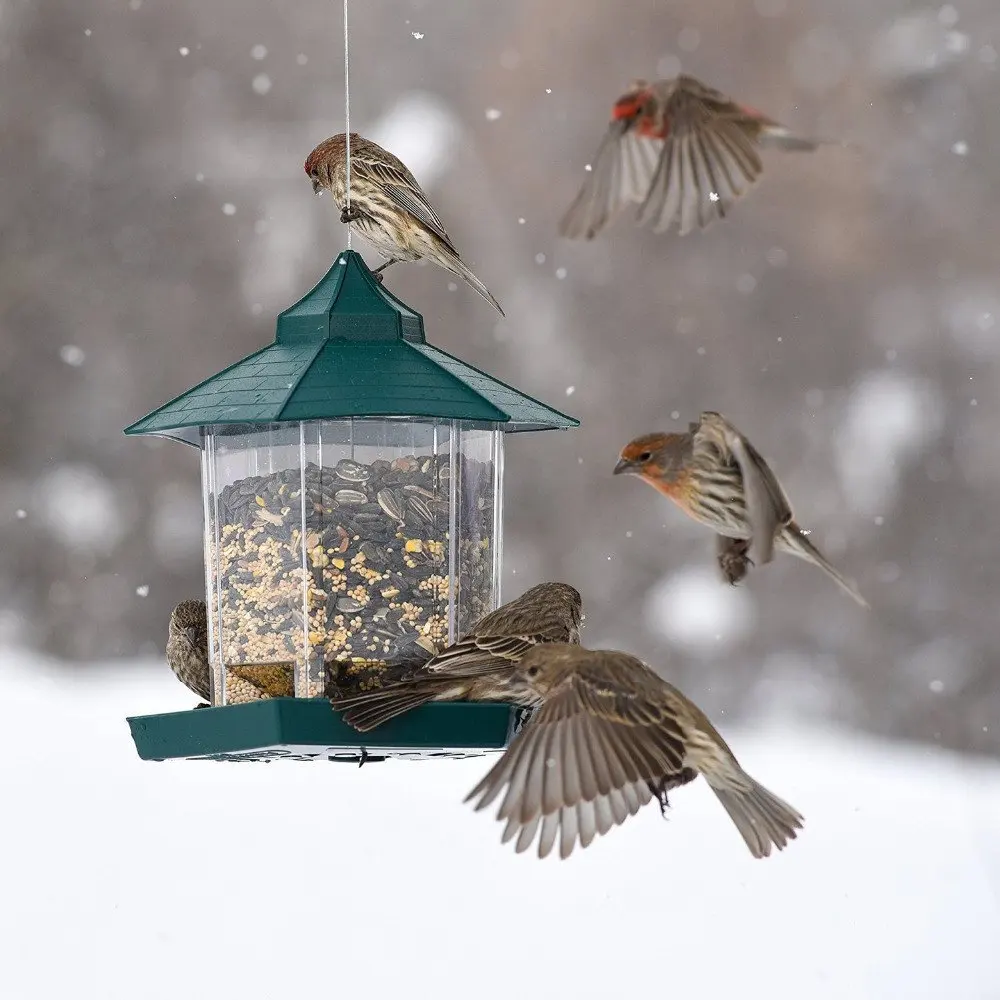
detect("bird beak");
top-left (312, 179), bottom-right (323, 195)
top-left (613, 457), bottom-right (633, 476)
top-left (184, 626), bottom-right (200, 647)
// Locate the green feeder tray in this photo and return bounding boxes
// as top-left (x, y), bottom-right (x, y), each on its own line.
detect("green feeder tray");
top-left (128, 700), bottom-right (532, 763)
top-left (125, 250), bottom-right (576, 761)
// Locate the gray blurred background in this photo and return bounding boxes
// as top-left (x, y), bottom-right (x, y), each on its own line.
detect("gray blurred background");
top-left (2, 0), bottom-right (997, 757)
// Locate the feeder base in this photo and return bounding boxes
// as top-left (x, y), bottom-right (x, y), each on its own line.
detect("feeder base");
top-left (126, 698), bottom-right (528, 763)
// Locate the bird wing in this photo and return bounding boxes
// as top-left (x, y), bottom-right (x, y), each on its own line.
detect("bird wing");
top-left (559, 121), bottom-right (661, 240)
top-left (636, 83), bottom-right (764, 236)
top-left (698, 411), bottom-right (793, 566)
top-left (354, 154), bottom-right (455, 248)
top-left (425, 633), bottom-right (553, 677)
top-left (465, 669), bottom-right (691, 858)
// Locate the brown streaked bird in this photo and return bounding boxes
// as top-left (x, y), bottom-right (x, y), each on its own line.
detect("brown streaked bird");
top-left (466, 643), bottom-right (804, 860)
top-left (559, 74), bottom-right (830, 241)
top-left (166, 600), bottom-right (212, 703)
top-left (166, 601), bottom-right (298, 704)
top-left (330, 582), bottom-right (584, 732)
top-left (304, 132), bottom-right (504, 315)
top-left (614, 412), bottom-right (869, 607)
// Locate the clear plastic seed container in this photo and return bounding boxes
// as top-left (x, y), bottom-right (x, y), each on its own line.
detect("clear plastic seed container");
top-left (200, 418), bottom-right (503, 704)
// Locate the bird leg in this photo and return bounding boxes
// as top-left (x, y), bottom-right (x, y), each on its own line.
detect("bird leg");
top-left (716, 535), bottom-right (753, 586)
top-left (649, 777), bottom-right (671, 818)
top-left (370, 259), bottom-right (399, 284)
top-left (340, 204), bottom-right (363, 224)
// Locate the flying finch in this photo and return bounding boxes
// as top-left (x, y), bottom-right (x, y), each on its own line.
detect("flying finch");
top-left (304, 133), bottom-right (504, 315)
top-left (559, 74), bottom-right (826, 240)
top-left (614, 412), bottom-right (869, 607)
top-left (330, 582), bottom-right (583, 732)
top-left (466, 643), bottom-right (804, 860)
top-left (166, 600), bottom-right (212, 703)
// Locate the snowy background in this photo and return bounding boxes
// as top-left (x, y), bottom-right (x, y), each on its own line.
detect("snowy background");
top-left (3, 652), bottom-right (1000, 1000)
top-left (2, 0), bottom-right (998, 755)
top-left (2, 1), bottom-right (1000, 995)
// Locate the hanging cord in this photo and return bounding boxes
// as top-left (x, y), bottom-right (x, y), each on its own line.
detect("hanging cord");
top-left (343, 0), bottom-right (352, 249)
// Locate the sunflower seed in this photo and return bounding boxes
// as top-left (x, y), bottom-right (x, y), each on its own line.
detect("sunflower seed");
top-left (335, 489), bottom-right (368, 505)
top-left (335, 459), bottom-right (371, 484)
top-left (377, 488), bottom-right (405, 521)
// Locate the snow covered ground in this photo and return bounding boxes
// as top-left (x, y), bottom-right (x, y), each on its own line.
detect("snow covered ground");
top-left (2, 650), bottom-right (999, 1000)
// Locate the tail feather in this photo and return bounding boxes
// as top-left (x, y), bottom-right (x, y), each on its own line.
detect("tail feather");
top-left (757, 127), bottom-right (822, 152)
top-left (758, 127), bottom-right (859, 154)
top-left (779, 523), bottom-right (870, 608)
top-left (709, 775), bottom-right (804, 859)
top-left (332, 687), bottom-right (446, 733)
top-left (438, 245), bottom-right (505, 317)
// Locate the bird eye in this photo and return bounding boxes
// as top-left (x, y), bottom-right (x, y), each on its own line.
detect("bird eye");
top-left (638, 450), bottom-right (652, 462)
top-left (525, 665), bottom-right (541, 679)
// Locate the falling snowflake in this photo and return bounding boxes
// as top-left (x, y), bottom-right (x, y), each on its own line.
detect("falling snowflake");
top-left (485, 108), bottom-right (502, 121)
top-left (952, 140), bottom-right (968, 155)
top-left (179, 46), bottom-right (190, 56)
top-left (412, 31), bottom-right (424, 40)
top-left (60, 345), bottom-right (86, 367)
top-left (251, 44), bottom-right (268, 60)
top-left (136, 585), bottom-right (150, 598)
top-left (565, 386), bottom-right (576, 396)
top-left (222, 203), bottom-right (236, 216)
top-left (252, 74), bottom-right (272, 95)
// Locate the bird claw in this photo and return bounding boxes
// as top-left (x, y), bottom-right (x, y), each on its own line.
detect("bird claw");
top-left (650, 777), bottom-right (671, 818)
top-left (717, 537), bottom-right (754, 586)
top-left (340, 204), bottom-right (362, 224)
top-left (372, 272), bottom-right (385, 284)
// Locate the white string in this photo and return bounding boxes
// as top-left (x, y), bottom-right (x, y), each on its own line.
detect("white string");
top-left (343, 0), bottom-right (352, 250)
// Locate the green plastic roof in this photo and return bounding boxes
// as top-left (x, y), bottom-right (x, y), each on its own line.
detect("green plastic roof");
top-left (124, 250), bottom-right (578, 446)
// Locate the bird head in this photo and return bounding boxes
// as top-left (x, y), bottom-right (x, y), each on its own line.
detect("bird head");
top-left (611, 80), bottom-right (653, 123)
top-left (509, 642), bottom-right (582, 698)
top-left (170, 599), bottom-right (207, 650)
top-left (613, 431), bottom-right (690, 482)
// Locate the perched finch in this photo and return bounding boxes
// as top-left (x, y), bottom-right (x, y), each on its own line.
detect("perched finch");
top-left (614, 412), bottom-right (869, 607)
top-left (466, 643), bottom-right (804, 860)
top-left (166, 600), bottom-right (297, 704)
top-left (330, 582), bottom-right (583, 732)
top-left (166, 600), bottom-right (211, 703)
top-left (304, 133), bottom-right (504, 316)
top-left (559, 74), bottom-right (827, 240)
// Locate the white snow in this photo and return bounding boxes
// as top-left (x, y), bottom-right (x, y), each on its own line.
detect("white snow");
top-left (834, 370), bottom-right (943, 515)
top-left (2, 650), bottom-right (999, 1000)
top-left (33, 464), bottom-right (126, 554)
top-left (645, 566), bottom-right (755, 652)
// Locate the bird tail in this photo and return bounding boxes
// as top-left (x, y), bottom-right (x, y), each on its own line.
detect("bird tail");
top-left (756, 126), bottom-right (822, 151)
top-left (707, 772), bottom-right (804, 859)
top-left (437, 245), bottom-right (505, 317)
top-left (779, 523), bottom-right (869, 608)
top-left (757, 126), bottom-right (859, 153)
top-left (331, 679), bottom-right (454, 733)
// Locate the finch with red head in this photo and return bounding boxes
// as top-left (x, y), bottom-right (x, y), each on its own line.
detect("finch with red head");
top-left (466, 643), bottom-right (804, 860)
top-left (560, 74), bottom-right (829, 240)
top-left (305, 132), bottom-right (504, 315)
top-left (614, 412), bottom-right (868, 607)
top-left (330, 582), bottom-right (583, 732)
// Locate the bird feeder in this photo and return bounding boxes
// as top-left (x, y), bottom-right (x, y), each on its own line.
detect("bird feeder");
top-left (125, 251), bottom-right (577, 762)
